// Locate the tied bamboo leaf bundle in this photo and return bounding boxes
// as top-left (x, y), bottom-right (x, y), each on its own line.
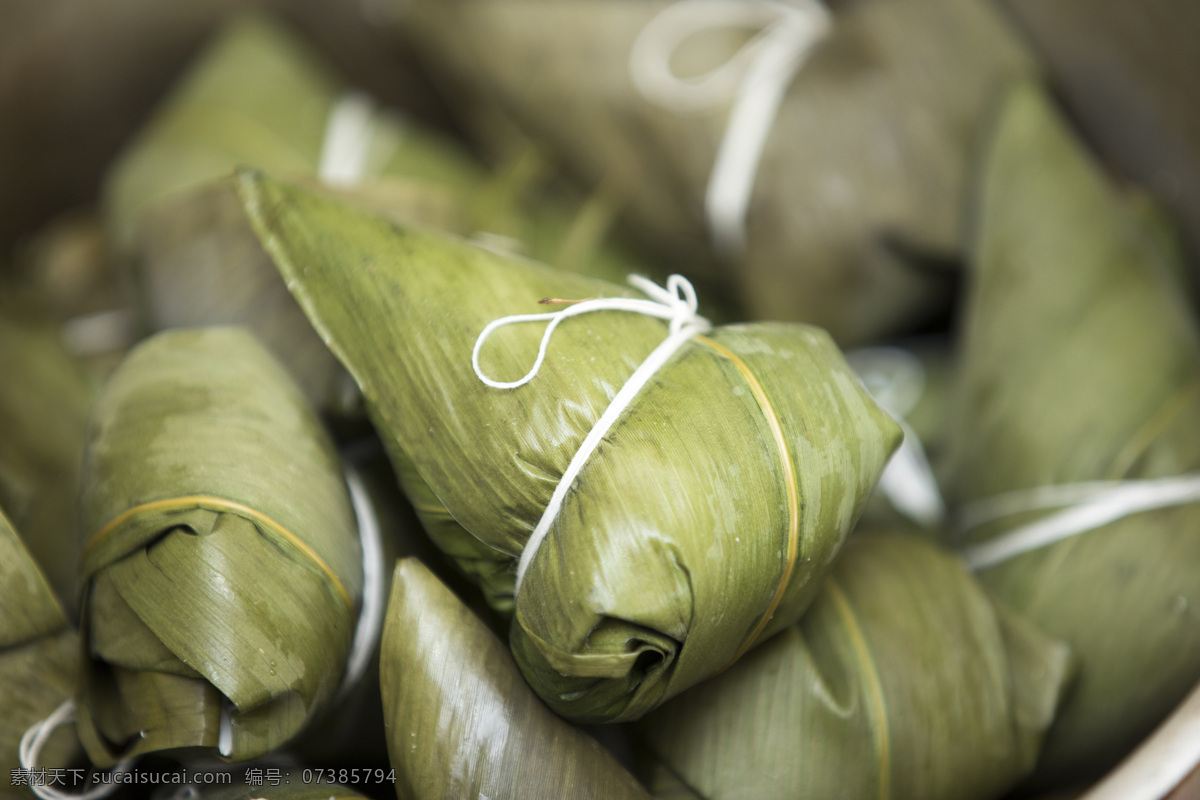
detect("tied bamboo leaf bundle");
top-left (105, 13), bottom-right (653, 411)
top-left (392, 0), bottom-right (1036, 344)
top-left (237, 171), bottom-right (901, 723)
top-left (381, 558), bottom-right (652, 799)
top-left (637, 531), bottom-right (1073, 800)
top-left (1, 508), bottom-right (79, 782)
top-left (0, 312), bottom-right (96, 608)
top-left (949, 82), bottom-right (1200, 783)
top-left (76, 327), bottom-right (362, 766)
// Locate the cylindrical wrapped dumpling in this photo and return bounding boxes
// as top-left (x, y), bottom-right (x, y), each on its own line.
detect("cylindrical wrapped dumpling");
top-left (76, 327), bottom-right (362, 765)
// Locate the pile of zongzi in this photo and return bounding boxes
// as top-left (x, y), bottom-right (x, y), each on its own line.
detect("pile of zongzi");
top-left (4, 5), bottom-right (1200, 800)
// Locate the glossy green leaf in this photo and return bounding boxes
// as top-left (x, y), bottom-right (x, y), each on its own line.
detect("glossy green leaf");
top-left (950, 81), bottom-right (1200, 783)
top-left (381, 558), bottom-right (652, 799)
top-left (238, 170), bottom-right (900, 722)
top-left (76, 327), bottom-right (361, 766)
top-left (638, 532), bottom-right (1073, 800)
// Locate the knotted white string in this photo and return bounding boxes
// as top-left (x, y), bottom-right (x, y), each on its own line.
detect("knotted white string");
top-left (473, 275), bottom-right (711, 594)
top-left (958, 474), bottom-right (1200, 570)
top-left (19, 700), bottom-right (132, 800)
top-left (847, 347), bottom-right (946, 529)
top-left (630, 0), bottom-right (831, 257)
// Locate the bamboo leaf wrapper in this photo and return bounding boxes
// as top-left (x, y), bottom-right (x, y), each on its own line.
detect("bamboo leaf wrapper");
top-left (76, 327), bottom-right (362, 766)
top-left (381, 558), bottom-right (652, 799)
top-left (638, 532), bottom-right (1073, 800)
top-left (237, 171), bottom-right (901, 722)
top-left (0, 313), bottom-right (95, 609)
top-left (950, 82), bottom-right (1200, 782)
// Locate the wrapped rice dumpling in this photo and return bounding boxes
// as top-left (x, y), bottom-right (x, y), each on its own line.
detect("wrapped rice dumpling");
top-left (381, 558), bottom-right (651, 799)
top-left (1, 508), bottom-right (79, 782)
top-left (76, 327), bottom-right (362, 766)
top-left (637, 531), bottom-right (1073, 800)
top-left (949, 82), bottom-right (1200, 782)
top-left (0, 312), bottom-right (96, 608)
top-left (393, 0), bottom-right (1035, 343)
top-left (238, 171), bottom-right (901, 722)
top-left (105, 13), bottom-right (651, 411)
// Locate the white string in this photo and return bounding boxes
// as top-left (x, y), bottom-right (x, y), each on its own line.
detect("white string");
top-left (630, 0), bottom-right (831, 257)
top-left (959, 474), bottom-right (1200, 570)
top-left (338, 461), bottom-right (386, 696)
top-left (473, 275), bottom-right (711, 594)
top-left (847, 347), bottom-right (946, 529)
top-left (19, 700), bottom-right (134, 800)
top-left (318, 92), bottom-right (380, 187)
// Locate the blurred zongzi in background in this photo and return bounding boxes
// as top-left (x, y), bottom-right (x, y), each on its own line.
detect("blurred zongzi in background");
top-left (0, 312), bottom-right (96, 609)
top-left (949, 81), bottom-right (1200, 785)
top-left (390, 0), bottom-right (1036, 344)
top-left (105, 13), bottom-right (663, 413)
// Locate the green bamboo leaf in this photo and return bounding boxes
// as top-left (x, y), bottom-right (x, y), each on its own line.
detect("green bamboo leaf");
top-left (237, 170), bottom-right (900, 722)
top-left (76, 327), bottom-right (361, 766)
top-left (381, 557), bottom-right (652, 799)
top-left (638, 531), bottom-right (1073, 800)
top-left (0, 312), bottom-right (95, 608)
top-left (1, 509), bottom-right (79, 785)
top-left (104, 14), bottom-right (654, 412)
top-left (950, 81), bottom-right (1200, 783)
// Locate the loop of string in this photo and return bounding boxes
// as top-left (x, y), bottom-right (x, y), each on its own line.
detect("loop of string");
top-left (957, 474), bottom-right (1200, 570)
top-left (473, 275), bottom-right (711, 595)
top-left (19, 700), bottom-right (133, 800)
top-left (847, 347), bottom-right (946, 529)
top-left (630, 0), bottom-right (831, 257)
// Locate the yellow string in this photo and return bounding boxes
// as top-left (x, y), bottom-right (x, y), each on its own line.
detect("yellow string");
top-left (84, 495), bottom-right (351, 609)
top-left (828, 578), bottom-right (891, 800)
top-left (696, 335), bottom-right (802, 671)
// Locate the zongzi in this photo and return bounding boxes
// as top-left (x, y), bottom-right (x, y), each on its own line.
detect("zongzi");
top-left (949, 81), bottom-right (1200, 784)
top-left (637, 531), bottom-right (1073, 800)
top-left (381, 558), bottom-right (652, 799)
top-left (238, 170), bottom-right (900, 723)
top-left (76, 327), bottom-right (362, 766)
top-left (391, 0), bottom-right (1036, 343)
top-left (105, 13), bottom-right (656, 412)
